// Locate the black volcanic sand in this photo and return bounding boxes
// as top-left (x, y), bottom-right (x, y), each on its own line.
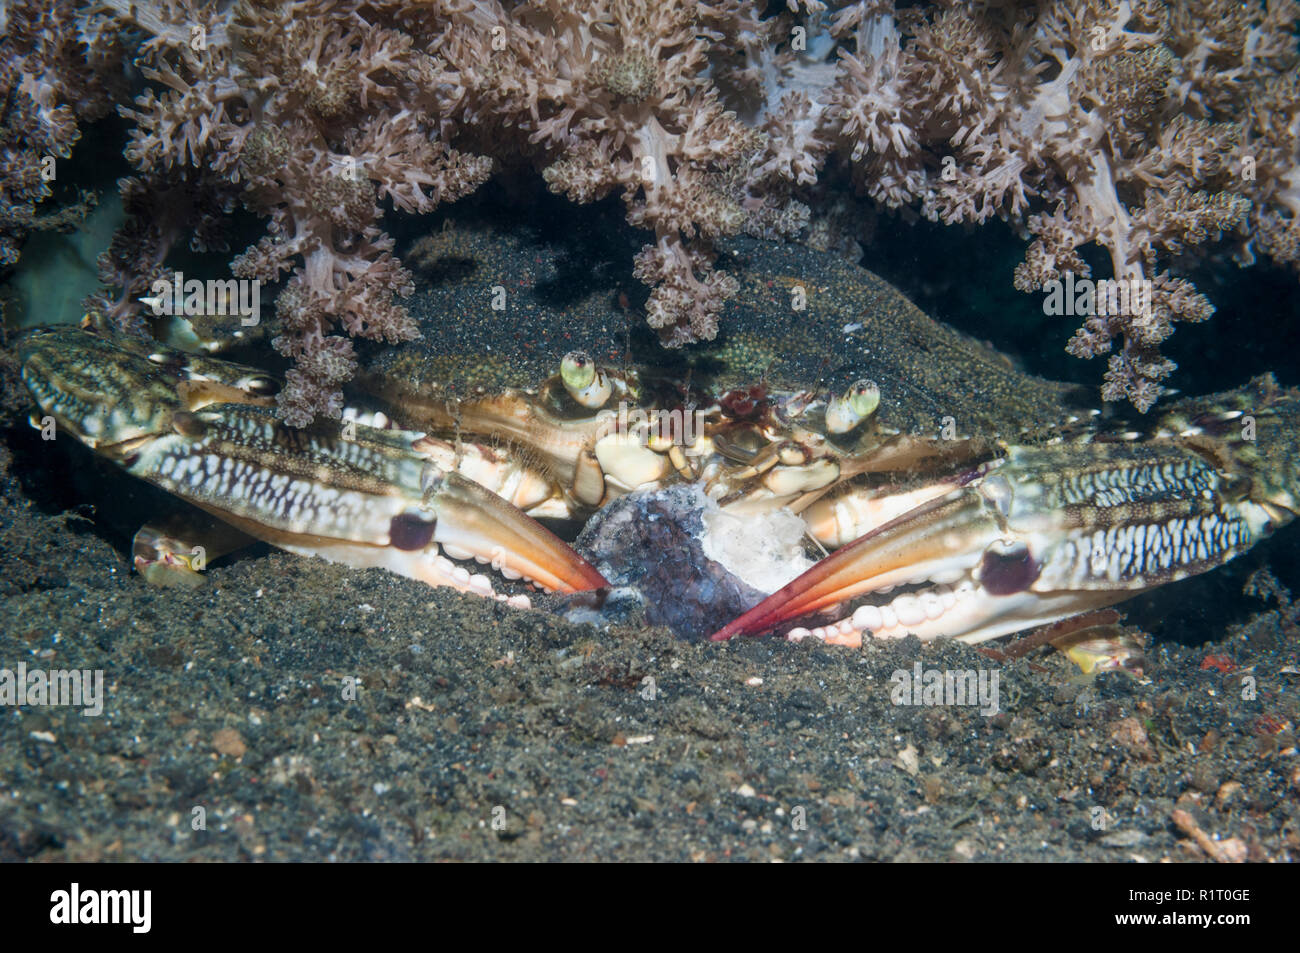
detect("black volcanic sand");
top-left (1, 491), bottom-right (1297, 862)
top-left (2, 200), bottom-right (1299, 861)
top-left (4, 368), bottom-right (1300, 864)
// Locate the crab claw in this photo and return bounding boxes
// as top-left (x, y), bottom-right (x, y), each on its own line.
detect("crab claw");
top-left (711, 441), bottom-right (1286, 647)
top-left (149, 416), bottom-right (612, 602)
top-left (416, 468), bottom-right (609, 594)
top-left (20, 327), bottom-right (606, 601)
top-left (709, 482), bottom-right (1023, 646)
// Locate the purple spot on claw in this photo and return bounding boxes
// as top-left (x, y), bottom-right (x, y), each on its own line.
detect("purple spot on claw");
top-left (980, 543), bottom-right (1040, 595)
top-left (390, 513), bottom-right (435, 551)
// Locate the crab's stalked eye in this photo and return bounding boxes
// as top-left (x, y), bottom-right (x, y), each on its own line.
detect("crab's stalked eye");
top-left (560, 350), bottom-right (612, 408)
top-left (825, 379), bottom-right (880, 434)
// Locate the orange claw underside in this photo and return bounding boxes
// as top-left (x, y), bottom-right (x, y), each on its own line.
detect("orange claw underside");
top-left (503, 516), bottom-right (609, 593)
top-left (431, 471), bottom-right (609, 593)
top-left (541, 541), bottom-right (609, 593)
top-left (707, 547), bottom-right (860, 642)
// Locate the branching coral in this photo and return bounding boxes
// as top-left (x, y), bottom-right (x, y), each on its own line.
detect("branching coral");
top-left (445, 0), bottom-right (1294, 410)
top-left (95, 0), bottom-right (812, 408)
top-left (809, 0), bottom-right (1298, 410)
top-left (19, 0), bottom-right (1300, 421)
top-left (97, 0), bottom-right (493, 424)
top-left (1245, 69), bottom-right (1300, 272)
top-left (436, 0), bottom-right (808, 347)
top-left (0, 0), bottom-right (123, 268)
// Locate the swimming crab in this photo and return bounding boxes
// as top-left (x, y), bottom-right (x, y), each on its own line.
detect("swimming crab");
top-left (16, 229), bottom-right (1300, 649)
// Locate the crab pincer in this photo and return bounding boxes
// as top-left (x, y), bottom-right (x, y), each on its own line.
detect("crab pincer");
top-left (712, 431), bottom-right (1297, 647)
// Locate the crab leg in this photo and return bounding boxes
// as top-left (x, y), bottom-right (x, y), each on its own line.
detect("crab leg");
top-left (712, 430), bottom-right (1296, 646)
top-left (133, 513), bottom-right (257, 588)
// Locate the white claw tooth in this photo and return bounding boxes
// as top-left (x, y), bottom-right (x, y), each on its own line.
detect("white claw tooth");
top-left (506, 594), bottom-right (531, 610)
top-left (892, 594), bottom-right (925, 627)
top-left (469, 573), bottom-right (494, 596)
top-left (499, 566), bottom-right (522, 580)
top-left (851, 605), bottom-right (882, 631)
top-left (452, 566), bottom-right (472, 585)
top-left (879, 606), bottom-right (898, 630)
top-left (442, 543), bottom-right (475, 560)
top-left (787, 627), bottom-right (813, 641)
top-left (921, 591), bottom-right (945, 620)
top-left (838, 618), bottom-right (856, 637)
top-left (435, 555), bottom-right (456, 575)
